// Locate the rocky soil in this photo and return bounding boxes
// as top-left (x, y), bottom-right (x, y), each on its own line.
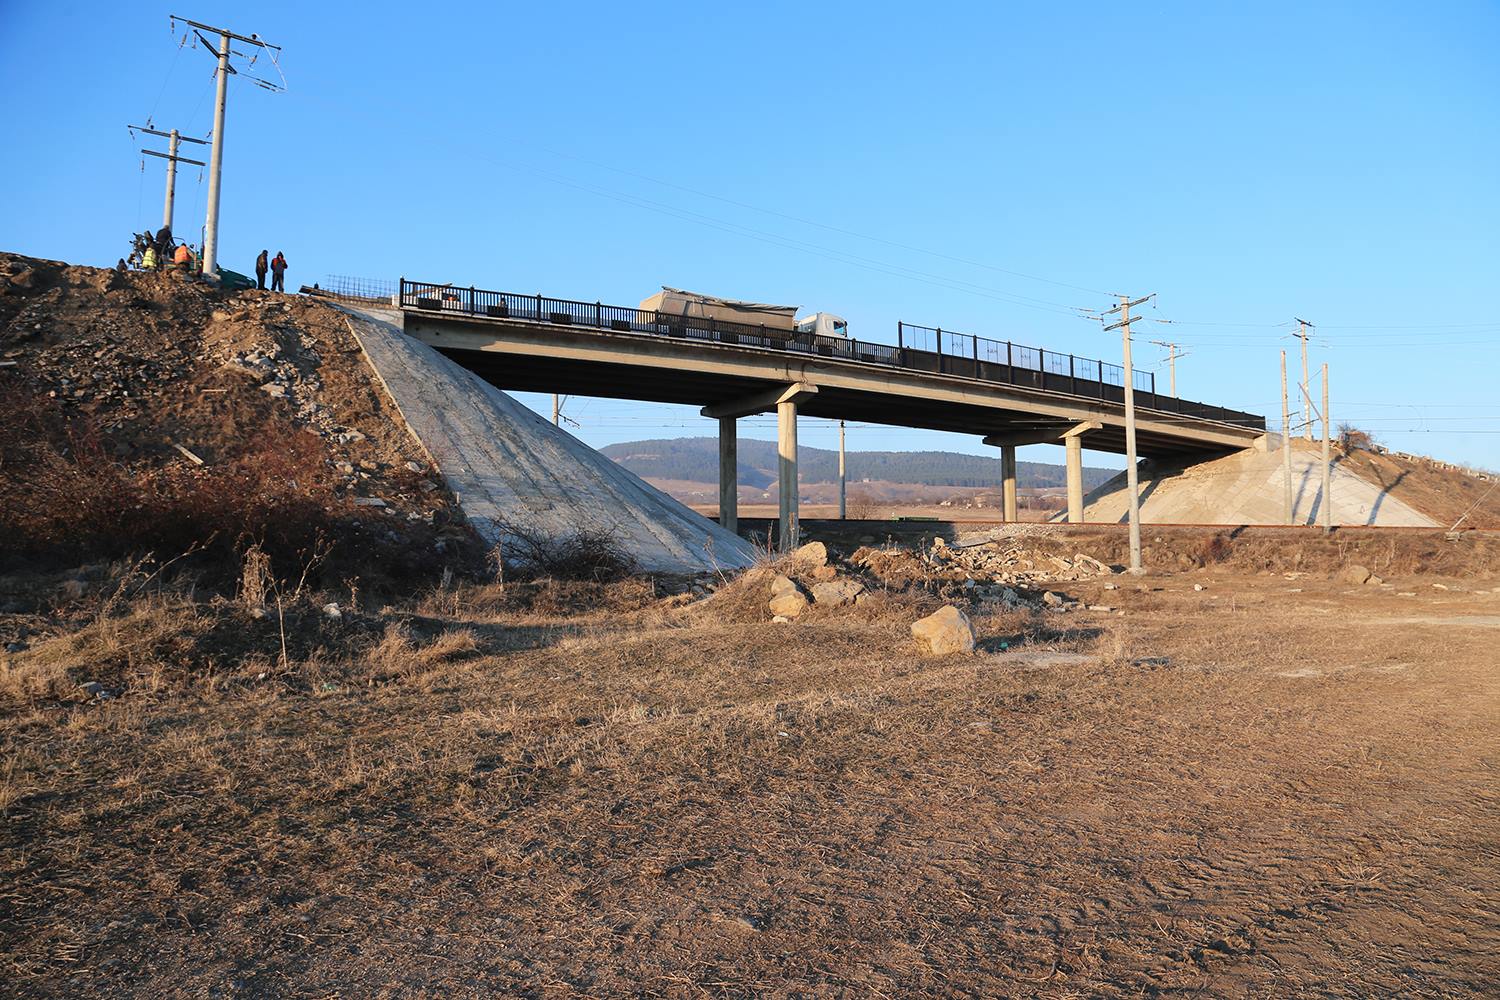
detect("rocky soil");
top-left (0, 253), bottom-right (478, 577)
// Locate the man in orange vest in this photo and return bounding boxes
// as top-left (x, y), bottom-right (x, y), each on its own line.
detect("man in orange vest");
top-left (270, 251), bottom-right (287, 292)
top-left (173, 243), bottom-right (194, 272)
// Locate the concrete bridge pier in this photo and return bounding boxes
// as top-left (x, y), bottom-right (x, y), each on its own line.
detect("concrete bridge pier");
top-left (777, 399), bottom-right (799, 548)
top-left (703, 381), bottom-right (818, 550)
top-left (984, 420), bottom-right (1101, 525)
top-left (1065, 432), bottom-right (1085, 524)
top-left (718, 417), bottom-right (737, 534)
top-left (1001, 445), bottom-right (1018, 521)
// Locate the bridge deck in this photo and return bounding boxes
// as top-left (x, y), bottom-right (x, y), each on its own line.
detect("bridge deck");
top-left (398, 281), bottom-right (1265, 459)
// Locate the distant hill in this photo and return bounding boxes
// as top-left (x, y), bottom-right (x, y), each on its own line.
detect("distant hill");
top-left (601, 438), bottom-right (1116, 490)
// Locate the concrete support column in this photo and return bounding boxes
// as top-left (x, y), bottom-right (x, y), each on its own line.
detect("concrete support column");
top-left (1001, 445), bottom-right (1018, 522)
top-left (1065, 433), bottom-right (1085, 524)
top-left (718, 416), bottom-right (737, 534)
top-left (777, 399), bottom-right (799, 549)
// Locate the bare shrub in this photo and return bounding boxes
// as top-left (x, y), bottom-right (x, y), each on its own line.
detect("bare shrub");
top-left (499, 522), bottom-right (638, 582)
top-left (1195, 532), bottom-right (1233, 566)
top-left (239, 545), bottom-right (272, 612)
top-left (0, 384), bottom-right (338, 573)
top-left (845, 492), bottom-right (881, 520)
top-left (1339, 423), bottom-right (1375, 451)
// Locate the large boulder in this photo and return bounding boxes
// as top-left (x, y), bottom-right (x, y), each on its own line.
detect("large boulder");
top-left (910, 605), bottom-right (976, 656)
top-left (1341, 564), bottom-right (1372, 585)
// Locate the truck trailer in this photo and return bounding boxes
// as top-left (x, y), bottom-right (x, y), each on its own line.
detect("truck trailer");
top-left (639, 286), bottom-right (848, 339)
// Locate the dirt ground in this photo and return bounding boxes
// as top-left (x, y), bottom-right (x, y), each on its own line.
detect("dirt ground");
top-left (3, 532), bottom-right (1498, 997)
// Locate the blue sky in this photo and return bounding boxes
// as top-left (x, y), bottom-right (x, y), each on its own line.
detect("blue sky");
top-left (3, 1), bottom-right (1497, 471)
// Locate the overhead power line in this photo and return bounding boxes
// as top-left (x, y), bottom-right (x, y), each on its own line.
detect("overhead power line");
top-left (533, 144), bottom-right (1122, 299)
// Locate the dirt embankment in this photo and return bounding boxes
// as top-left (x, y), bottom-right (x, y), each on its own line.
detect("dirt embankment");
top-left (1337, 446), bottom-right (1499, 529)
top-left (0, 253), bottom-right (481, 584)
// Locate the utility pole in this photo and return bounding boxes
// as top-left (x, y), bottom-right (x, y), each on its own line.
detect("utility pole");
top-left (1321, 363), bottom-right (1332, 532)
top-left (552, 394), bottom-right (560, 426)
top-left (1281, 351), bottom-right (1294, 524)
top-left (1102, 293), bottom-right (1154, 574)
top-left (1149, 340), bottom-right (1185, 397)
top-left (838, 420), bottom-right (847, 520)
top-left (129, 125), bottom-right (207, 231)
top-left (170, 15), bottom-right (283, 280)
top-left (1293, 318), bottom-right (1314, 441)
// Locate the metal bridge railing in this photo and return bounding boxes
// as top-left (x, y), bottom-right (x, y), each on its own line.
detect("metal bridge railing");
top-left (397, 279), bottom-right (1266, 431)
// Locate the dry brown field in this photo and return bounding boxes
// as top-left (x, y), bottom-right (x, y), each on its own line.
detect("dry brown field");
top-left (3, 529), bottom-right (1498, 997)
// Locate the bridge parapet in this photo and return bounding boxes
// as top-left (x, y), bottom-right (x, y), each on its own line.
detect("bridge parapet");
top-left (398, 279), bottom-right (1265, 433)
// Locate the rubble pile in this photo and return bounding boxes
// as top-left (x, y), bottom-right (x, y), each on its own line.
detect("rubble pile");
top-left (924, 536), bottom-right (1118, 585)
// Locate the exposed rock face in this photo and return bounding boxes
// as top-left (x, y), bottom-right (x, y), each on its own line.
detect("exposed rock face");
top-left (911, 605), bottom-right (976, 656)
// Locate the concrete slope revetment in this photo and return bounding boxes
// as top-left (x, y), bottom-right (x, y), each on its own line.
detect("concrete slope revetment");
top-left (1071, 441), bottom-right (1438, 527)
top-left (342, 307), bottom-right (759, 573)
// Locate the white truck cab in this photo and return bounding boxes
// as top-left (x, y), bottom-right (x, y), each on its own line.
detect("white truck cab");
top-left (795, 312), bottom-right (849, 338)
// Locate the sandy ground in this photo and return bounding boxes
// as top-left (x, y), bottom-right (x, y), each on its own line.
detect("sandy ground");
top-left (3, 542), bottom-right (1498, 997)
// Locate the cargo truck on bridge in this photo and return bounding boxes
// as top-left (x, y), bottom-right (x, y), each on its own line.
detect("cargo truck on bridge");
top-left (639, 286), bottom-right (849, 339)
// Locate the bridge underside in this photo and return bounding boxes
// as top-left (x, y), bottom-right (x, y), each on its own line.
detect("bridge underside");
top-left (430, 346), bottom-right (1237, 461)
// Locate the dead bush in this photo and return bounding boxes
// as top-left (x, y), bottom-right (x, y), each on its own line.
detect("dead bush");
top-left (498, 522), bottom-right (638, 582)
top-left (1339, 423), bottom-right (1375, 452)
top-left (1195, 532), bottom-right (1234, 566)
top-left (0, 382), bottom-right (478, 590)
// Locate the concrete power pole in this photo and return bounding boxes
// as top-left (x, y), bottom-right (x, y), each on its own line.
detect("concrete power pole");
top-left (552, 394), bottom-right (560, 426)
top-left (1293, 318), bottom-right (1314, 441)
top-left (1281, 350), bottom-right (1294, 524)
top-left (1321, 363), bottom-right (1332, 532)
top-left (1150, 340), bottom-right (1185, 397)
top-left (1103, 293), bottom-right (1154, 574)
top-left (170, 16), bottom-right (283, 280)
top-left (838, 420), bottom-right (847, 520)
top-left (130, 126), bottom-right (207, 231)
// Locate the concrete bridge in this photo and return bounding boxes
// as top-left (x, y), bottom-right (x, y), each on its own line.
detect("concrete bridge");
top-left (397, 281), bottom-right (1266, 544)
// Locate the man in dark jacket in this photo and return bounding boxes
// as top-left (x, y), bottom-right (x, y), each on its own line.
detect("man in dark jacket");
top-left (255, 250), bottom-right (269, 290)
top-left (155, 225), bottom-right (173, 265)
top-left (270, 251), bottom-right (287, 292)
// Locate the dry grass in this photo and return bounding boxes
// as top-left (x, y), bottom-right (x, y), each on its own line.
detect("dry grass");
top-left (2, 553), bottom-right (1498, 996)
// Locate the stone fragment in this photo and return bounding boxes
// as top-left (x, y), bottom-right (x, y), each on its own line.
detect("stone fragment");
top-left (769, 574), bottom-right (798, 598)
top-left (791, 541), bottom-right (828, 569)
top-left (1042, 591), bottom-right (1063, 607)
top-left (910, 605), bottom-right (976, 656)
top-left (768, 591), bottom-right (809, 618)
top-left (1341, 564), bottom-right (1372, 585)
top-left (811, 579), bottom-right (865, 607)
